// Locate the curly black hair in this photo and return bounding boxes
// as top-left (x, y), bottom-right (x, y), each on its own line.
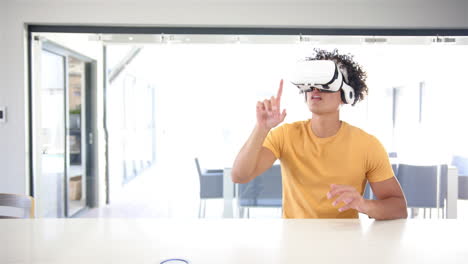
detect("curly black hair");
top-left (306, 48), bottom-right (368, 106)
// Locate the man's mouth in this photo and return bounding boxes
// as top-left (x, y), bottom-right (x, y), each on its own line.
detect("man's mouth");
top-left (311, 95), bottom-right (322, 100)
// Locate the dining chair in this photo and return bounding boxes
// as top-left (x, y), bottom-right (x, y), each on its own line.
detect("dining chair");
top-left (195, 157), bottom-right (224, 218)
top-left (396, 164), bottom-right (447, 218)
top-left (0, 193), bottom-right (35, 219)
top-left (237, 164), bottom-right (282, 218)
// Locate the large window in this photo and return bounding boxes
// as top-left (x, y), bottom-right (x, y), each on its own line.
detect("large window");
top-left (32, 31), bottom-right (468, 218)
top-left (107, 40), bottom-right (468, 168)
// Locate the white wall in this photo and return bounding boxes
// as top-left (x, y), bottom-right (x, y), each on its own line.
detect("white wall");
top-left (1, 0), bottom-right (468, 202)
top-left (1, 0), bottom-right (31, 195)
top-left (0, 0), bottom-right (9, 189)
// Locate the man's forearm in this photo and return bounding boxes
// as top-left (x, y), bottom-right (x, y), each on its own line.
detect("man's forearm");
top-left (363, 197), bottom-right (408, 220)
top-left (231, 125), bottom-right (270, 183)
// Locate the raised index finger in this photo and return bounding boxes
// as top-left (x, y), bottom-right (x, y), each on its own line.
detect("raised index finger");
top-left (276, 79), bottom-right (283, 106)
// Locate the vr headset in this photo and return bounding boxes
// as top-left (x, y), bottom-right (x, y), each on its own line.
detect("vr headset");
top-left (290, 60), bottom-right (355, 104)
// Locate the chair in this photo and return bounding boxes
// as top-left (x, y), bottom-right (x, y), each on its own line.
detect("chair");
top-left (396, 164), bottom-right (447, 218)
top-left (451, 155), bottom-right (468, 199)
top-left (0, 193), bottom-right (35, 219)
top-left (195, 158), bottom-right (224, 218)
top-left (237, 164), bottom-right (282, 218)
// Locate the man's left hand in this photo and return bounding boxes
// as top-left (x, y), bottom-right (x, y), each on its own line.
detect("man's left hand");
top-left (327, 184), bottom-right (369, 213)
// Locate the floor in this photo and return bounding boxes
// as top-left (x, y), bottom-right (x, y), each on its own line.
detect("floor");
top-left (79, 164), bottom-right (196, 218)
top-left (78, 163), bottom-right (468, 219)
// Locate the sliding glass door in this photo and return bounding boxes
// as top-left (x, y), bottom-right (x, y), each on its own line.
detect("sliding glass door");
top-left (33, 38), bottom-right (94, 217)
top-left (36, 49), bottom-right (66, 217)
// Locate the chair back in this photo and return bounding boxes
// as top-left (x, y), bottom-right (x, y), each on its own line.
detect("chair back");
top-left (0, 193), bottom-right (35, 218)
top-left (396, 164), bottom-right (447, 208)
top-left (195, 157), bottom-right (223, 199)
top-left (238, 164), bottom-right (282, 207)
top-left (194, 158), bottom-right (202, 179)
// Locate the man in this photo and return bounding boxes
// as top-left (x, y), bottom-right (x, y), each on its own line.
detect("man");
top-left (231, 49), bottom-right (407, 220)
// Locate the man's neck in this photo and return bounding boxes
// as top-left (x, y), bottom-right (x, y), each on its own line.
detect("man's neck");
top-left (310, 113), bottom-right (342, 138)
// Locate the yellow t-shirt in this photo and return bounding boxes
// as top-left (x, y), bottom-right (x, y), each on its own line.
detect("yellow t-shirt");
top-left (263, 120), bottom-right (394, 219)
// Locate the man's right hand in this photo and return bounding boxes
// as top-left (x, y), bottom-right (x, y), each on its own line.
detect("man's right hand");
top-left (232, 80), bottom-right (284, 183)
top-left (256, 79), bottom-right (287, 131)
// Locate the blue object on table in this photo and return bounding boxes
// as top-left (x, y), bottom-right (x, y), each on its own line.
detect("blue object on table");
top-left (160, 258), bottom-right (189, 264)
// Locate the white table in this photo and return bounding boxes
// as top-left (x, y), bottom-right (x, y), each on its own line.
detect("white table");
top-left (223, 166), bottom-right (459, 219)
top-left (1, 219), bottom-right (468, 263)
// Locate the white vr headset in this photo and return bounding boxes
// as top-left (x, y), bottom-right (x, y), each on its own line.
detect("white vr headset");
top-left (290, 60), bottom-right (355, 104)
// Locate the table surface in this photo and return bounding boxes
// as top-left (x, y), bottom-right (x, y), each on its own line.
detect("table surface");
top-left (1, 219), bottom-right (467, 264)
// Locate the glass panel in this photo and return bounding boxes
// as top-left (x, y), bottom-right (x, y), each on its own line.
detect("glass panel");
top-left (37, 50), bottom-right (65, 218)
top-left (67, 56), bottom-right (86, 216)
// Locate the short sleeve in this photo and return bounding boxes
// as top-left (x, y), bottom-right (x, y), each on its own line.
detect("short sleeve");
top-left (365, 136), bottom-right (395, 183)
top-left (262, 125), bottom-right (285, 159)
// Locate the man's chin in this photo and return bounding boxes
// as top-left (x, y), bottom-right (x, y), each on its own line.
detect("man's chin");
top-left (309, 107), bottom-right (338, 116)
top-left (309, 107), bottom-right (325, 115)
